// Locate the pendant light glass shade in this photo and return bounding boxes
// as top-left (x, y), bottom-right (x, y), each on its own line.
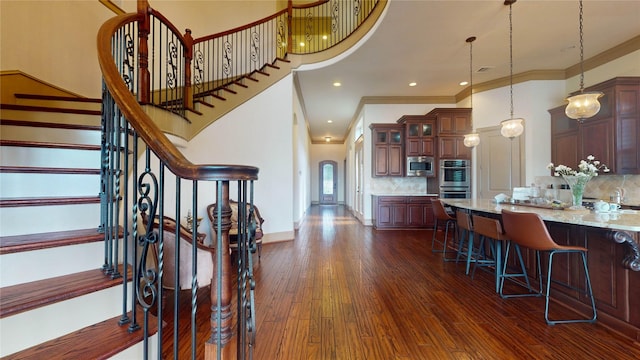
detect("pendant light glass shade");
top-left (500, 0), bottom-right (525, 140)
top-left (565, 91), bottom-right (603, 121)
top-left (564, 0), bottom-right (602, 122)
top-left (463, 36), bottom-right (479, 148)
top-left (463, 133), bottom-right (480, 147)
top-left (500, 118), bottom-right (524, 139)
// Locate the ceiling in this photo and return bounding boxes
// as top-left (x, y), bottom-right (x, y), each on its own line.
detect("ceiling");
top-left (294, 0), bottom-right (640, 144)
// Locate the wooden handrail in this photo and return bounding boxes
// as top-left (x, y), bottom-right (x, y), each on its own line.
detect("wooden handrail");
top-left (292, 0), bottom-right (330, 10)
top-left (147, 8), bottom-right (189, 48)
top-left (193, 8), bottom-right (288, 43)
top-left (97, 14), bottom-right (258, 182)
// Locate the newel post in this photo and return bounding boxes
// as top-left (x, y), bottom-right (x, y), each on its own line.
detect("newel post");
top-left (205, 181), bottom-right (234, 359)
top-left (137, 0), bottom-right (151, 104)
top-left (183, 28), bottom-right (194, 110)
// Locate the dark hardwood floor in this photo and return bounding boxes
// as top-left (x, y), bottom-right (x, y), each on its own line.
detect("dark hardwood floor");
top-left (164, 204), bottom-right (640, 359)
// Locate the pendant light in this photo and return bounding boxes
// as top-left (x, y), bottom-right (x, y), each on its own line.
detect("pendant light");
top-left (500, 0), bottom-right (524, 139)
top-left (564, 0), bottom-right (603, 122)
top-left (463, 36), bottom-right (480, 148)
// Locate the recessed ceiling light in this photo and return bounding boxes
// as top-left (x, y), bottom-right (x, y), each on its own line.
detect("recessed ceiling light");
top-left (327, 120), bottom-right (333, 123)
top-left (460, 81), bottom-right (469, 86)
top-left (409, 82), bottom-right (417, 87)
top-left (299, 42), bottom-right (305, 47)
top-left (333, 82), bottom-right (341, 87)
top-left (322, 35), bottom-right (328, 40)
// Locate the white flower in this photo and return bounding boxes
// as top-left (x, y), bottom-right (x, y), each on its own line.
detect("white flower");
top-left (547, 155), bottom-right (609, 177)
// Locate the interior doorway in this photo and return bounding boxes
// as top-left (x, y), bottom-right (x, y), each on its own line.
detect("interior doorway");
top-left (354, 137), bottom-right (364, 218)
top-left (478, 126), bottom-right (523, 199)
top-left (319, 160), bottom-right (338, 205)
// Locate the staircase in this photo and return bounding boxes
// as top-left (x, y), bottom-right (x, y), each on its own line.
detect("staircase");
top-left (174, 57), bottom-right (293, 140)
top-left (0, 94), bottom-right (157, 359)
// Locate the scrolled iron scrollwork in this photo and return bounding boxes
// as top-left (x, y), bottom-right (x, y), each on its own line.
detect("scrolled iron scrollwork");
top-left (332, 0), bottom-right (340, 34)
top-left (610, 231), bottom-right (640, 272)
top-left (223, 40), bottom-right (233, 76)
top-left (305, 12), bottom-right (313, 42)
top-left (251, 31), bottom-right (260, 64)
top-left (354, 0), bottom-right (361, 16)
top-left (135, 170), bottom-right (160, 310)
top-left (167, 41), bottom-right (178, 89)
top-left (122, 33), bottom-right (135, 91)
top-left (194, 49), bottom-right (204, 90)
top-left (276, 20), bottom-right (285, 50)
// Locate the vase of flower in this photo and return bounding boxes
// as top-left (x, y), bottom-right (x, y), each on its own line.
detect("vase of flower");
top-left (547, 155), bottom-right (609, 210)
top-left (562, 174), bottom-right (592, 209)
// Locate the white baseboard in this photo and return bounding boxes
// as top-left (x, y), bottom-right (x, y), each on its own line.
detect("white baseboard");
top-left (262, 230), bottom-right (294, 244)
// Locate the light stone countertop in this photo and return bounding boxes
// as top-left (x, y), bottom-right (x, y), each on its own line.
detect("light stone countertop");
top-left (441, 198), bottom-right (640, 233)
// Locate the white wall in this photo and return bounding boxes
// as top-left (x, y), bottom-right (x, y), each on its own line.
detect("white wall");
top-left (117, 0), bottom-right (281, 38)
top-left (565, 49), bottom-right (640, 94)
top-left (293, 81), bottom-right (312, 228)
top-left (472, 80), bottom-right (565, 186)
top-left (0, 1), bottom-right (113, 98)
top-left (183, 74), bottom-right (295, 243)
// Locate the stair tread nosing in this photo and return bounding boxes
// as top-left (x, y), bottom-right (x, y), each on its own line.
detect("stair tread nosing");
top-left (14, 93), bottom-right (102, 103)
top-left (0, 264), bottom-right (132, 319)
top-left (0, 166), bottom-right (101, 175)
top-left (2, 310), bottom-right (159, 360)
top-left (0, 119), bottom-right (101, 131)
top-left (0, 103), bottom-right (101, 116)
top-left (0, 195), bottom-right (100, 207)
top-left (0, 227), bottom-right (120, 255)
top-left (0, 139), bottom-right (101, 151)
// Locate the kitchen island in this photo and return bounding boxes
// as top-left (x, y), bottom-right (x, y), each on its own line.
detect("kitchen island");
top-left (441, 198), bottom-right (640, 341)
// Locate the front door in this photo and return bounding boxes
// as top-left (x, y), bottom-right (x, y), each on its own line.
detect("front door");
top-left (320, 160), bottom-right (337, 205)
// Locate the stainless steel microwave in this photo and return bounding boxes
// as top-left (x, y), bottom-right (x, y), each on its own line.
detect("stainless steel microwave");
top-left (406, 156), bottom-right (434, 177)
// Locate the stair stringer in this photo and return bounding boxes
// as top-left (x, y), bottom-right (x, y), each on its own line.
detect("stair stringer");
top-left (187, 58), bottom-right (294, 141)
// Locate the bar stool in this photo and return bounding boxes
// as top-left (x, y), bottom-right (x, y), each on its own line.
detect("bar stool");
top-left (454, 210), bottom-right (476, 272)
top-left (501, 210), bottom-right (597, 325)
top-left (471, 214), bottom-right (535, 297)
top-left (431, 199), bottom-right (457, 259)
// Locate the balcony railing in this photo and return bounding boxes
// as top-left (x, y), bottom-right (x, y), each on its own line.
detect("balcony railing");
top-left (290, 0), bottom-right (379, 54)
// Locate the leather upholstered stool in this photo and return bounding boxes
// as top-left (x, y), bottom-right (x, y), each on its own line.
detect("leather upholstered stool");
top-left (501, 210), bottom-right (597, 325)
top-left (471, 214), bottom-right (534, 296)
top-left (454, 210), bottom-right (476, 272)
top-left (431, 199), bottom-right (457, 260)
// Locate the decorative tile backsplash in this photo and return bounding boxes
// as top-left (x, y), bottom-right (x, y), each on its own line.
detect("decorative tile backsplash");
top-left (535, 174), bottom-right (640, 206)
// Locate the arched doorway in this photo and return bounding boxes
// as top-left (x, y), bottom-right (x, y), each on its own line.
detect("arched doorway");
top-left (319, 160), bottom-right (337, 205)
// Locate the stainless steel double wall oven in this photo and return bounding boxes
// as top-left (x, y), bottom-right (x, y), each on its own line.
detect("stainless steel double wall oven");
top-left (439, 159), bottom-right (471, 198)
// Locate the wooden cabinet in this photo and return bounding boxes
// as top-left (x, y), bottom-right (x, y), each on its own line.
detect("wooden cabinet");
top-left (630, 261), bottom-right (640, 329)
top-left (438, 136), bottom-right (471, 159)
top-left (407, 197), bottom-right (435, 228)
top-left (424, 108), bottom-right (472, 160)
top-left (427, 108), bottom-right (472, 135)
top-left (372, 195), bottom-right (436, 229)
top-left (549, 105), bottom-right (579, 174)
top-left (370, 124), bottom-right (404, 177)
top-left (549, 77), bottom-right (640, 174)
top-left (397, 115), bottom-right (435, 157)
top-left (373, 196), bottom-right (407, 228)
